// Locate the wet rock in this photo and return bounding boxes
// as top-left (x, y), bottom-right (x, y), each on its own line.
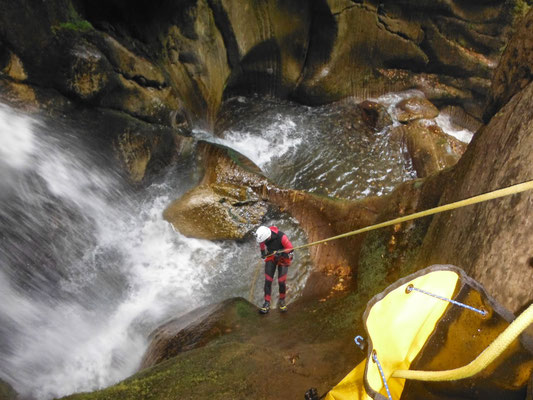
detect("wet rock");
top-left (140, 298), bottom-right (256, 369)
top-left (484, 9), bottom-right (533, 122)
top-left (163, 182), bottom-right (267, 240)
top-left (64, 40), bottom-right (112, 102)
top-left (417, 81), bottom-right (533, 314)
top-left (358, 172), bottom-right (451, 294)
top-left (359, 100), bottom-right (392, 131)
top-left (393, 120), bottom-right (466, 178)
top-left (105, 110), bottom-right (193, 184)
top-left (0, 379), bottom-right (17, 400)
top-left (1, 50), bottom-right (27, 81)
top-left (362, 12), bottom-right (533, 314)
top-left (395, 97), bottom-right (439, 123)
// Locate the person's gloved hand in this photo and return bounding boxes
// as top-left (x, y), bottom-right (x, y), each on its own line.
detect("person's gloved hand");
top-left (280, 250), bottom-right (294, 260)
top-left (261, 249), bottom-right (267, 259)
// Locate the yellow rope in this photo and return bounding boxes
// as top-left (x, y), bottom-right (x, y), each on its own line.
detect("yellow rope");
top-left (255, 180), bottom-right (533, 301)
top-left (282, 179), bottom-right (533, 254)
top-left (392, 302), bottom-right (533, 381)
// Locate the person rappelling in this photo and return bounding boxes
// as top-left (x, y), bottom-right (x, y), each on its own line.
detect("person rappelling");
top-left (255, 225), bottom-right (294, 314)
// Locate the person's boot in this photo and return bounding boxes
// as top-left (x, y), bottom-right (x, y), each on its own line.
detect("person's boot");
top-left (278, 299), bottom-right (287, 312)
top-left (259, 301), bottom-right (270, 314)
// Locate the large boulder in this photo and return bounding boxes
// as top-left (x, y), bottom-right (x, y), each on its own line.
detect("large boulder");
top-left (168, 141), bottom-right (388, 300)
top-left (392, 120), bottom-right (466, 178)
top-left (140, 298), bottom-right (257, 369)
top-left (163, 182), bottom-right (267, 240)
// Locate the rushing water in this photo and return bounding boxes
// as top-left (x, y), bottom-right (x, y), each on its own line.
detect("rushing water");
top-left (0, 91), bottom-right (473, 399)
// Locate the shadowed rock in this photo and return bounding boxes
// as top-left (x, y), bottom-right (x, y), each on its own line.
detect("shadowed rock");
top-left (484, 9), bottom-right (533, 122)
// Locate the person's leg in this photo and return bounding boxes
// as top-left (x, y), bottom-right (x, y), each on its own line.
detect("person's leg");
top-left (263, 260), bottom-right (276, 301)
top-left (277, 265), bottom-right (288, 311)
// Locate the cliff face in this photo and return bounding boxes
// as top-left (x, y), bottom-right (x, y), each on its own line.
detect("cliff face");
top-left (0, 0), bottom-right (523, 129)
top-left (358, 9), bottom-right (533, 314)
top-left (415, 9), bottom-right (533, 314)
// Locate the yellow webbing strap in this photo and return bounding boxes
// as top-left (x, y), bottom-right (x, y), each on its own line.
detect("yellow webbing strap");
top-left (392, 302), bottom-right (533, 381)
top-left (285, 180), bottom-right (533, 254)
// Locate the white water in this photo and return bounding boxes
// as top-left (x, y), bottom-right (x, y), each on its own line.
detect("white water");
top-left (0, 105), bottom-right (311, 399)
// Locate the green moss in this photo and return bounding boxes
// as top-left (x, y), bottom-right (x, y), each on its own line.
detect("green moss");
top-left (53, 20), bottom-right (93, 33)
top-left (513, 0), bottom-right (531, 17)
top-left (357, 230), bottom-right (390, 295)
top-left (61, 342), bottom-right (254, 400)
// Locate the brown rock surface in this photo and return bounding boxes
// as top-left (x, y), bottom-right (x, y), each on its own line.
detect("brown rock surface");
top-left (417, 79), bottom-right (533, 313)
top-left (163, 183), bottom-right (267, 240)
top-left (484, 9), bottom-right (533, 121)
top-left (393, 120), bottom-right (466, 178)
top-left (140, 298), bottom-right (256, 369)
top-left (178, 141), bottom-right (387, 299)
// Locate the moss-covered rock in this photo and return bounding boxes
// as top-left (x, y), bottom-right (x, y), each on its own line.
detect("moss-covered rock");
top-left (140, 298), bottom-right (259, 369)
top-left (359, 100), bottom-right (393, 131)
top-left (60, 291), bottom-right (369, 400)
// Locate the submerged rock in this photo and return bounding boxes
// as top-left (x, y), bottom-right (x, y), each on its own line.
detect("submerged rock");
top-left (395, 97), bottom-right (439, 123)
top-left (359, 100), bottom-right (393, 131)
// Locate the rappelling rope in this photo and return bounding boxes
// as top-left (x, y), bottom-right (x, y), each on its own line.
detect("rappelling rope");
top-left (392, 302), bottom-right (533, 381)
top-left (282, 179), bottom-right (533, 255)
top-left (248, 259), bottom-right (263, 302)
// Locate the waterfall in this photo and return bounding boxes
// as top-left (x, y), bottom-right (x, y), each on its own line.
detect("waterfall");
top-left (0, 105), bottom-right (262, 399)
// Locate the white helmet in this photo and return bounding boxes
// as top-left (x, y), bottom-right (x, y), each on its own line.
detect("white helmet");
top-left (255, 226), bottom-right (271, 243)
